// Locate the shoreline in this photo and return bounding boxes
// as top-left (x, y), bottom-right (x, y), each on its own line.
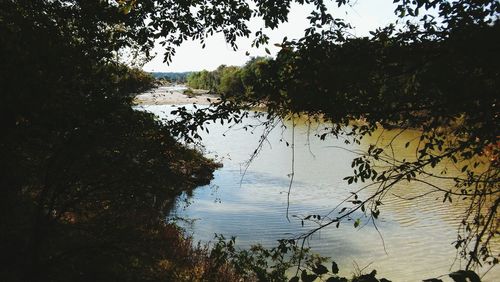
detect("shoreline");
top-left (134, 85), bottom-right (220, 105)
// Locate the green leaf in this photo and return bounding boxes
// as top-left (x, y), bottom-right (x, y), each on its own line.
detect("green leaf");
top-left (331, 261), bottom-right (339, 274)
top-left (449, 270), bottom-right (481, 282)
top-left (354, 218), bottom-right (361, 228)
top-left (313, 263), bottom-right (328, 275)
top-left (289, 277), bottom-right (299, 282)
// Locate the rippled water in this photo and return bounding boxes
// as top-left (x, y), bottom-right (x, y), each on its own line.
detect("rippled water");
top-left (140, 104), bottom-right (498, 281)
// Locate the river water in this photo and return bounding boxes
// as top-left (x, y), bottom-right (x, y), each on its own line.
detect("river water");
top-left (139, 103), bottom-right (498, 281)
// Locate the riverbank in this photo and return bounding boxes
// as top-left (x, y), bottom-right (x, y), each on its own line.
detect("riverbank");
top-left (134, 85), bottom-right (219, 105)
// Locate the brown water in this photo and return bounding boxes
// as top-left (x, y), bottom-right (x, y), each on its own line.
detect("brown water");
top-left (141, 104), bottom-right (498, 281)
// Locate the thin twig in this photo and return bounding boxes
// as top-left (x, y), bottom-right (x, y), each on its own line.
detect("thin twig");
top-left (286, 115), bottom-right (296, 222)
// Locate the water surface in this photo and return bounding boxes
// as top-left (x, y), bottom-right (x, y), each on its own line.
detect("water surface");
top-left (140, 104), bottom-right (498, 281)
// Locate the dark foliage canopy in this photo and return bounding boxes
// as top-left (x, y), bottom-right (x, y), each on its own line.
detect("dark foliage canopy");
top-left (167, 0), bottom-right (500, 276)
top-left (0, 1), bottom-right (220, 280)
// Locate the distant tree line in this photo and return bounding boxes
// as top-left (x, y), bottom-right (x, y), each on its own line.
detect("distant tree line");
top-left (186, 57), bottom-right (271, 97)
top-left (151, 72), bottom-right (191, 83)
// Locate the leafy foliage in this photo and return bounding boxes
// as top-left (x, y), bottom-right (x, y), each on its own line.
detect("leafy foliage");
top-left (167, 0), bottom-right (500, 276)
top-left (209, 235), bottom-right (390, 282)
top-left (2, 0), bottom-right (498, 280)
top-left (186, 57), bottom-right (272, 98)
top-left (0, 0), bottom-right (220, 280)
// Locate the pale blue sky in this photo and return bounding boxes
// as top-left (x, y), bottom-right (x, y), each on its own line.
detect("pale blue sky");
top-left (143, 0), bottom-right (397, 72)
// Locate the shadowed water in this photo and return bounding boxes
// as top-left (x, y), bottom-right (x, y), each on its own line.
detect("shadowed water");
top-left (139, 103), bottom-right (498, 281)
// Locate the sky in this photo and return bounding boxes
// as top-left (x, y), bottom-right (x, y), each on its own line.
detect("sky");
top-left (142, 0), bottom-right (397, 73)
